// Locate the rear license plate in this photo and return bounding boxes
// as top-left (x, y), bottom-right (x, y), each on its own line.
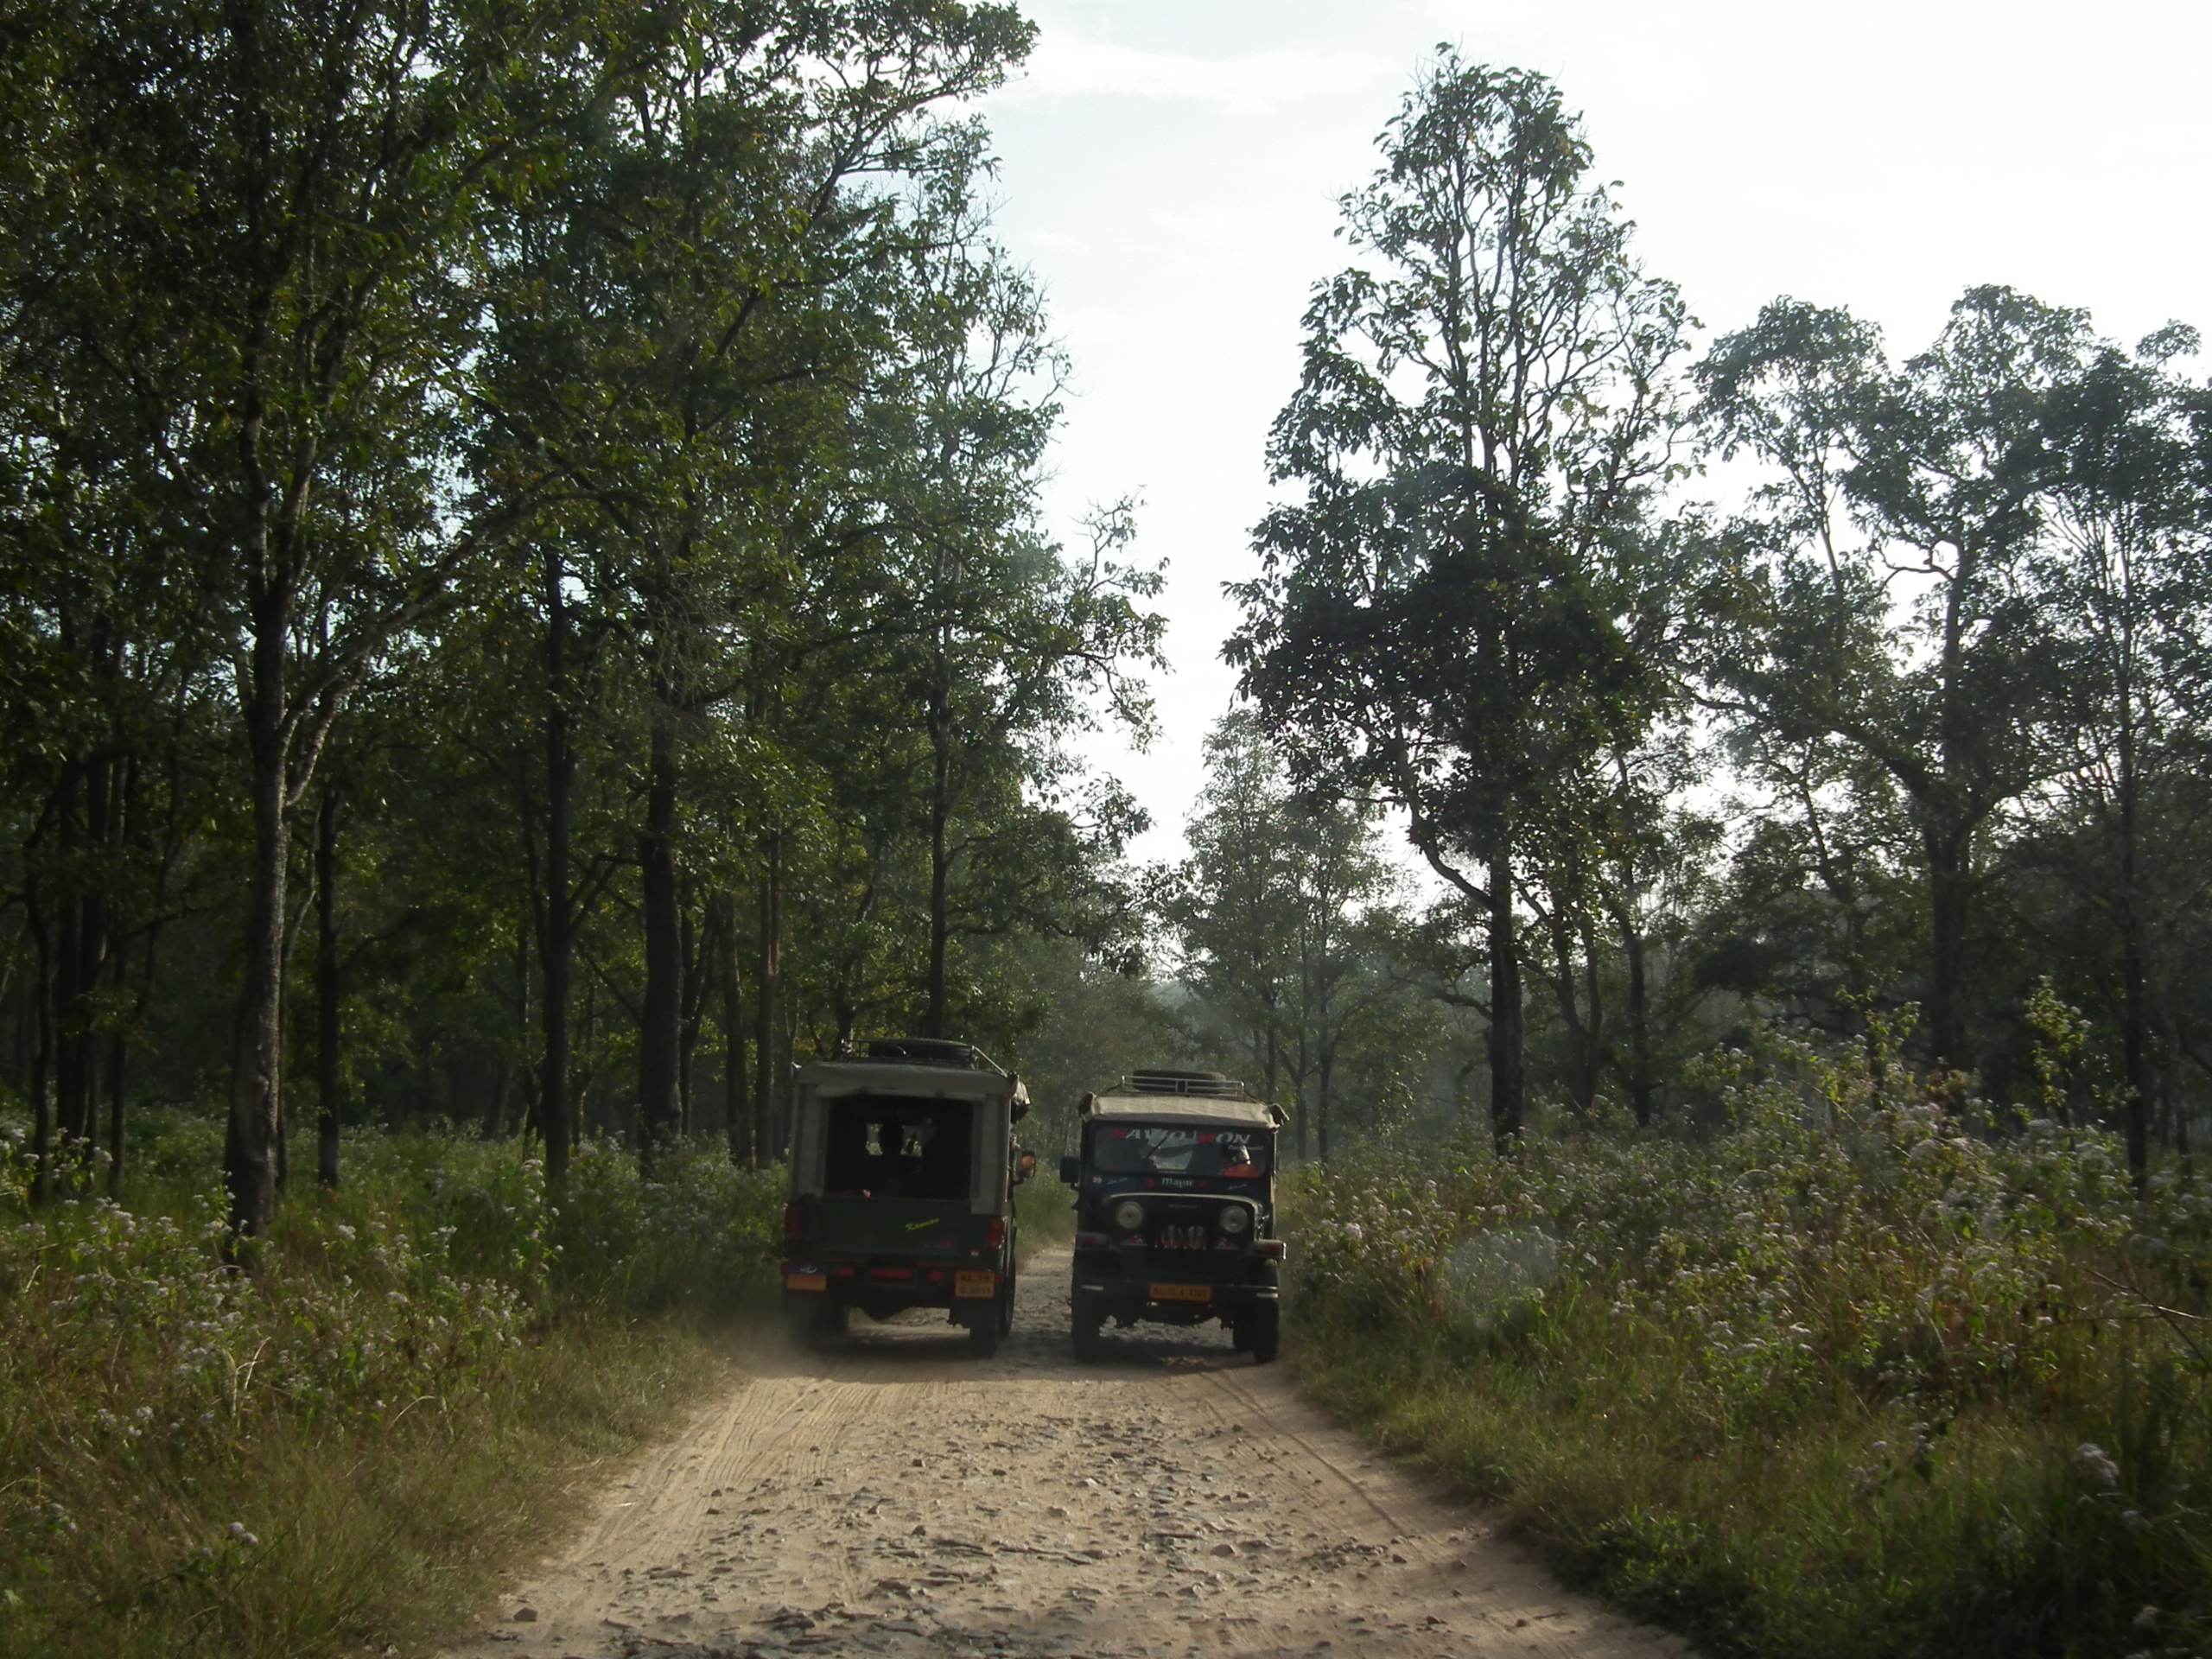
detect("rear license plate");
top-left (954, 1271), bottom-right (996, 1300)
top-left (785, 1272), bottom-right (827, 1292)
top-left (1150, 1282), bottom-right (1211, 1302)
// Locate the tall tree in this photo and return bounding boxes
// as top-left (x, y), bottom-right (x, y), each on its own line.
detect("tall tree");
top-left (2026, 328), bottom-right (2212, 1178)
top-left (1696, 288), bottom-right (2088, 1076)
top-left (0, 0), bottom-right (578, 1235)
top-left (1230, 54), bottom-right (1686, 1152)
top-left (473, 0), bottom-right (1034, 1167)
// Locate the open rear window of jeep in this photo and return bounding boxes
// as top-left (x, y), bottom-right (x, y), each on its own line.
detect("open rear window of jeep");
top-left (1092, 1125), bottom-right (1269, 1178)
top-left (824, 1096), bottom-right (974, 1200)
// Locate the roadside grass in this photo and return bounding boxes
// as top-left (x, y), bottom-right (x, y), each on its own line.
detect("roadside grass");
top-left (1014, 1168), bottom-right (1076, 1264)
top-left (0, 1116), bottom-right (782, 1657)
top-left (1287, 1028), bottom-right (2212, 1658)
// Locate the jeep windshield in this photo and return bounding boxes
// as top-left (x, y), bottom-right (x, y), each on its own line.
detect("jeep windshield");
top-left (1091, 1123), bottom-right (1269, 1179)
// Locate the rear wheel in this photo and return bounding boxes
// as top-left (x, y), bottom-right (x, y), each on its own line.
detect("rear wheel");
top-left (785, 1295), bottom-right (846, 1352)
top-left (1247, 1309), bottom-right (1281, 1365)
top-left (1071, 1288), bottom-right (1103, 1362)
top-left (996, 1277), bottom-right (1015, 1338)
top-left (967, 1313), bottom-right (1000, 1357)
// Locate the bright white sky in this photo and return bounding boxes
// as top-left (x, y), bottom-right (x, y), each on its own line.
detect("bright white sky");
top-left (977, 0), bottom-right (2212, 867)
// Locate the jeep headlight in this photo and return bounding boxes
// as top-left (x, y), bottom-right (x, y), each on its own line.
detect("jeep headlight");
top-left (1218, 1205), bottom-right (1252, 1237)
top-left (1110, 1198), bottom-right (1146, 1235)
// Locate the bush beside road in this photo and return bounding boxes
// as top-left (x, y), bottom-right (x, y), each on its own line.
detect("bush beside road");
top-left (0, 1118), bottom-right (782, 1658)
top-left (1287, 1029), bottom-right (2212, 1658)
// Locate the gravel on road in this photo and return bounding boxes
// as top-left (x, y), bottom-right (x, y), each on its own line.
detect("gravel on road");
top-left (437, 1250), bottom-right (1691, 1659)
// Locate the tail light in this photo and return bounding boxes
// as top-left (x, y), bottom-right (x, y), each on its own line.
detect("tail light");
top-left (1253, 1239), bottom-right (1287, 1261)
top-left (1074, 1231), bottom-right (1109, 1249)
top-left (784, 1201), bottom-right (805, 1241)
top-left (983, 1217), bottom-right (1006, 1249)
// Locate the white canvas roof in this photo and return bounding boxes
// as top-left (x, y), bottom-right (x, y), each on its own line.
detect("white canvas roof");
top-left (795, 1058), bottom-right (1028, 1107)
top-left (1086, 1092), bottom-right (1283, 1129)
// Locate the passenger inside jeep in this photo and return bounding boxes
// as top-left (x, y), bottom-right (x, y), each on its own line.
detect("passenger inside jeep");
top-left (824, 1096), bottom-right (975, 1200)
top-left (1092, 1125), bottom-right (1269, 1178)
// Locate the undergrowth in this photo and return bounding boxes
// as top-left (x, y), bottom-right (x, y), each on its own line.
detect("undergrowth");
top-left (0, 1116), bottom-right (783, 1657)
top-left (1014, 1166), bottom-right (1076, 1262)
top-left (1289, 1022), bottom-right (2212, 1659)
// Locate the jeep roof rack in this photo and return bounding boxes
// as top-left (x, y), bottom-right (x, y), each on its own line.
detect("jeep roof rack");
top-left (1124, 1069), bottom-right (1247, 1099)
top-left (853, 1035), bottom-right (1008, 1075)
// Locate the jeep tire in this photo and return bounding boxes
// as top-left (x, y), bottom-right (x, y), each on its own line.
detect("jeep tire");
top-left (1071, 1287), bottom-right (1103, 1362)
top-left (967, 1310), bottom-right (1000, 1358)
top-left (785, 1294), bottom-right (847, 1352)
top-left (1247, 1308), bottom-right (1281, 1364)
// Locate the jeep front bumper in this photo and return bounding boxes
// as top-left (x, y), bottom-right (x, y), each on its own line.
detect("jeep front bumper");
top-left (1077, 1277), bottom-right (1278, 1313)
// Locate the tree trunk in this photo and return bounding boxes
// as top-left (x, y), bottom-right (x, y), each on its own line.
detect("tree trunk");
top-left (1268, 1023), bottom-right (1294, 1161)
top-left (315, 788), bottom-right (341, 1188)
top-left (637, 709), bottom-right (683, 1160)
top-left (104, 932), bottom-right (129, 1197)
top-left (1543, 909), bottom-right (1599, 1122)
top-left (2116, 650), bottom-right (2149, 1190)
top-left (678, 894), bottom-right (701, 1137)
top-left (1579, 913), bottom-right (1605, 1120)
top-left (1618, 906), bottom-right (1653, 1128)
top-left (1316, 1041), bottom-right (1334, 1163)
top-left (711, 889), bottom-right (749, 1167)
top-left (1489, 841), bottom-right (1524, 1154)
top-left (541, 548), bottom-right (574, 1182)
top-left (65, 755), bottom-right (117, 1159)
top-left (28, 901), bottom-right (51, 1205)
top-left (227, 586), bottom-right (293, 1239)
top-left (1923, 828), bottom-right (1970, 1078)
top-left (487, 919), bottom-right (527, 1140)
top-left (55, 766), bottom-right (92, 1154)
top-left (925, 707), bottom-right (952, 1039)
top-left (753, 832), bottom-right (781, 1167)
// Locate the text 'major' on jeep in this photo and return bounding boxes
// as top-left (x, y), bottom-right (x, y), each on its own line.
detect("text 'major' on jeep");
top-left (1059, 1069), bottom-right (1287, 1363)
top-left (780, 1037), bottom-right (1030, 1357)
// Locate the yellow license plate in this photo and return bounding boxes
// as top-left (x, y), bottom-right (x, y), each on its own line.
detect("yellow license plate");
top-left (785, 1272), bottom-right (827, 1293)
top-left (954, 1270), bottom-right (997, 1300)
top-left (1150, 1282), bottom-right (1211, 1302)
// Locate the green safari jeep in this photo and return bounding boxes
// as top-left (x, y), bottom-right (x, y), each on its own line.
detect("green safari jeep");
top-left (779, 1038), bottom-right (1029, 1357)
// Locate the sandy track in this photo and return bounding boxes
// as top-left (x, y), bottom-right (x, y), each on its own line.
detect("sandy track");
top-left (440, 1252), bottom-right (1689, 1659)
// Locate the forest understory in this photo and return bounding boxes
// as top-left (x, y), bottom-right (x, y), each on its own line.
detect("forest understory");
top-left (0, 1122), bottom-right (781, 1658)
top-left (1289, 1025), bottom-right (2212, 1659)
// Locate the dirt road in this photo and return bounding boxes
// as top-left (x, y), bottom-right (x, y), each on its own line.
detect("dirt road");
top-left (441, 1252), bottom-right (1688, 1659)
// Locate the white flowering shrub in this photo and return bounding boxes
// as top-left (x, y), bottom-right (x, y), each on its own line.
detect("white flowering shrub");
top-left (1288, 1025), bottom-right (2212, 1656)
top-left (1292, 1026), bottom-right (2193, 1437)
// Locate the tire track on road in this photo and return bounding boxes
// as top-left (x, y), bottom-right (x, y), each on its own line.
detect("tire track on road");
top-left (440, 1252), bottom-right (1692, 1659)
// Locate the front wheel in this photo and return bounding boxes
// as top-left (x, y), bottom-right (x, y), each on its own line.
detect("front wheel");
top-left (1071, 1287), bottom-right (1103, 1362)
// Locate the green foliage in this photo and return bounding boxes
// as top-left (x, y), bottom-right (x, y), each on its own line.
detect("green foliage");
top-left (1290, 1027), bottom-right (2212, 1656)
top-left (550, 1137), bottom-right (785, 1307)
top-left (0, 1114), bottom-right (780, 1656)
top-left (1164, 712), bottom-right (1439, 1158)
